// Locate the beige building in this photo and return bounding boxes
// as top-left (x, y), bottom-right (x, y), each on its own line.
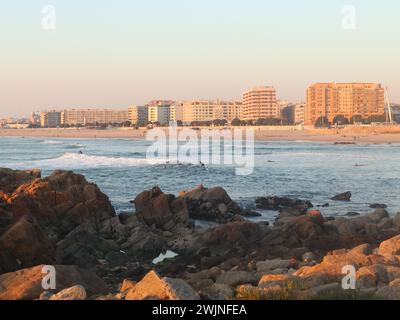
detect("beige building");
top-left (242, 86), bottom-right (278, 121)
top-left (61, 109), bottom-right (129, 126)
top-left (170, 104), bottom-right (183, 122)
top-left (40, 111), bottom-right (62, 128)
top-left (147, 105), bottom-right (171, 125)
top-left (128, 106), bottom-right (148, 126)
top-left (182, 100), bottom-right (242, 124)
top-left (305, 83), bottom-right (385, 125)
top-left (294, 103), bottom-right (306, 124)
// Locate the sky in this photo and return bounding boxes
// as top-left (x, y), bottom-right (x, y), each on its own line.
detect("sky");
top-left (0, 0), bottom-right (399, 117)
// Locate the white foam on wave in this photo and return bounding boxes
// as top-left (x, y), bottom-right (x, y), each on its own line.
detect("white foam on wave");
top-left (42, 140), bottom-right (64, 145)
top-left (31, 152), bottom-right (167, 169)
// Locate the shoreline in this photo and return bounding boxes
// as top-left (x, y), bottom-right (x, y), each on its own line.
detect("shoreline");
top-left (1, 126), bottom-right (400, 144)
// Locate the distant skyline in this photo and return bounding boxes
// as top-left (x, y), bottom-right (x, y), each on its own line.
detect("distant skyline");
top-left (1, 0), bottom-right (399, 117)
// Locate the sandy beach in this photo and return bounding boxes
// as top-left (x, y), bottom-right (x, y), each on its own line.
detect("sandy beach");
top-left (1, 125), bottom-right (400, 144)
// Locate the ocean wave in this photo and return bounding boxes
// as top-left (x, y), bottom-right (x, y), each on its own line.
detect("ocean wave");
top-left (42, 140), bottom-right (64, 145)
top-left (65, 143), bottom-right (86, 149)
top-left (31, 152), bottom-right (167, 169)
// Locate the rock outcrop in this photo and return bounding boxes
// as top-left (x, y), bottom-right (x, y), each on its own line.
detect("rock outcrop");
top-left (125, 270), bottom-right (199, 300)
top-left (331, 192), bottom-right (352, 202)
top-left (181, 185), bottom-right (260, 223)
top-left (134, 186), bottom-right (192, 231)
top-left (0, 265), bottom-right (108, 300)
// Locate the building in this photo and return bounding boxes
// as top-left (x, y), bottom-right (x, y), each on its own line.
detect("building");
top-left (305, 83), bottom-right (385, 125)
top-left (170, 103), bottom-right (183, 122)
top-left (40, 111), bottom-right (62, 128)
top-left (181, 100), bottom-right (242, 124)
top-left (242, 86), bottom-right (278, 121)
top-left (29, 112), bottom-right (40, 126)
top-left (128, 106), bottom-right (148, 126)
top-left (294, 103), bottom-right (306, 124)
top-left (281, 104), bottom-right (295, 124)
top-left (61, 109), bottom-right (129, 126)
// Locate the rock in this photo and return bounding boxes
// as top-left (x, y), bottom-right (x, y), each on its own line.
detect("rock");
top-left (378, 235), bottom-right (400, 257)
top-left (369, 204), bottom-right (387, 209)
top-left (0, 265), bottom-right (108, 300)
top-left (3, 170), bottom-right (116, 242)
top-left (236, 284), bottom-right (285, 300)
top-left (55, 230), bottom-right (124, 269)
top-left (294, 246), bottom-right (376, 286)
top-left (393, 213), bottom-right (400, 228)
top-left (0, 215), bottom-right (55, 274)
top-left (120, 226), bottom-right (167, 261)
top-left (200, 221), bottom-right (268, 256)
top-left (0, 209), bottom-right (13, 233)
top-left (306, 210), bottom-right (325, 225)
top-left (39, 291), bottom-right (54, 300)
top-left (49, 285), bottom-right (87, 300)
top-left (256, 259), bottom-right (292, 273)
top-left (301, 283), bottom-right (342, 299)
top-left (258, 274), bottom-right (301, 288)
top-left (134, 187), bottom-right (191, 231)
top-left (182, 186), bottom-right (258, 223)
top-left (346, 212), bottom-right (360, 217)
top-left (302, 252), bottom-right (315, 263)
top-left (256, 196), bottom-right (313, 213)
top-left (125, 271), bottom-right (199, 300)
top-left (120, 279), bottom-right (136, 293)
top-left (0, 168), bottom-right (41, 194)
top-left (376, 282), bottom-right (400, 300)
top-left (216, 271), bottom-right (258, 287)
top-left (201, 284), bottom-right (234, 300)
top-left (331, 192), bottom-right (352, 202)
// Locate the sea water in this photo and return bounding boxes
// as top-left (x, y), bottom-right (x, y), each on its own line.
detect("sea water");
top-left (1, 136), bottom-right (399, 222)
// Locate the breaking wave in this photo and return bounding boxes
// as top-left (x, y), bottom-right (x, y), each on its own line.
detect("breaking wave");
top-left (30, 152), bottom-right (167, 169)
top-left (42, 140), bottom-right (64, 145)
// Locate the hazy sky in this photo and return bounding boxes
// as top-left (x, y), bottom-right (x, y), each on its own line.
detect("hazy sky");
top-left (1, 0), bottom-right (399, 117)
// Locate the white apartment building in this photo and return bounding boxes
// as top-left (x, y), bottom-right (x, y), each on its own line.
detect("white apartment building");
top-left (182, 100), bottom-right (242, 124)
top-left (243, 86), bottom-right (278, 120)
top-left (61, 109), bottom-right (129, 126)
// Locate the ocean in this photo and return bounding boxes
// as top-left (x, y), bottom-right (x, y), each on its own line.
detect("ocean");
top-left (1, 136), bottom-right (399, 222)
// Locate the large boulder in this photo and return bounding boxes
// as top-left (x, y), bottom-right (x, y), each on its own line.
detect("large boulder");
top-left (181, 185), bottom-right (259, 223)
top-left (2, 170), bottom-right (116, 241)
top-left (331, 192), bottom-right (352, 202)
top-left (294, 244), bottom-right (382, 286)
top-left (55, 229), bottom-right (125, 269)
top-left (134, 187), bottom-right (191, 231)
top-left (49, 285), bottom-right (87, 300)
top-left (125, 270), bottom-right (199, 300)
top-left (0, 215), bottom-right (55, 274)
top-left (378, 235), bottom-right (400, 258)
top-left (256, 196), bottom-right (313, 214)
top-left (0, 265), bottom-right (108, 300)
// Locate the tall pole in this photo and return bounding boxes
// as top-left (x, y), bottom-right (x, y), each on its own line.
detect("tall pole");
top-left (386, 86), bottom-right (393, 124)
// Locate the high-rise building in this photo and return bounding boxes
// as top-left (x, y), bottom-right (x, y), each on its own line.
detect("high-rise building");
top-left (128, 106), bottom-right (148, 126)
top-left (40, 111), bottom-right (62, 128)
top-left (60, 109), bottom-right (129, 126)
top-left (305, 83), bottom-right (385, 125)
top-left (181, 100), bottom-right (242, 124)
top-left (242, 86), bottom-right (278, 121)
top-left (170, 104), bottom-right (183, 122)
top-left (294, 103), bottom-right (306, 124)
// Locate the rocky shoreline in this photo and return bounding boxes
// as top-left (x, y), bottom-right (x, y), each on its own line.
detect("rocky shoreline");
top-left (1, 168), bottom-right (400, 300)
